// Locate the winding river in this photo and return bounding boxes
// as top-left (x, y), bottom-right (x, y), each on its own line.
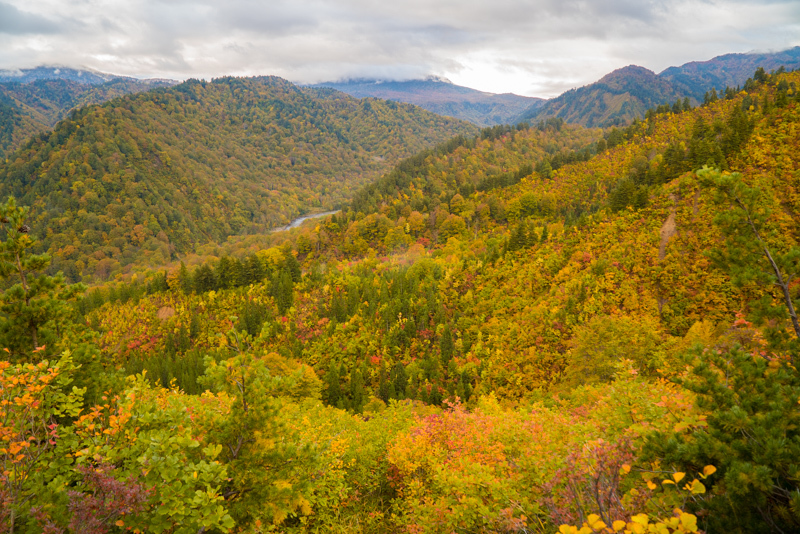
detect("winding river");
top-left (271, 210), bottom-right (339, 233)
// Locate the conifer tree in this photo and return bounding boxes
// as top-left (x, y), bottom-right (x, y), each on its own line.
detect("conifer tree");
top-left (324, 362), bottom-right (341, 406)
top-left (700, 168), bottom-right (800, 353)
top-left (440, 325), bottom-right (454, 366)
top-left (349, 364), bottom-right (366, 412)
top-left (178, 261), bottom-right (192, 293)
top-left (0, 197), bottom-right (84, 361)
top-left (391, 362), bottom-right (407, 399)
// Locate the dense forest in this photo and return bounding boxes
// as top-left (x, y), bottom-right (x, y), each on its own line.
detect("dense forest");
top-left (1, 69), bottom-right (800, 534)
top-left (0, 77), bottom-right (176, 158)
top-left (0, 76), bottom-right (476, 283)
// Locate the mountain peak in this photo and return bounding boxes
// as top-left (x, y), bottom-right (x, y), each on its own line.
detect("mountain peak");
top-left (598, 65), bottom-right (657, 84)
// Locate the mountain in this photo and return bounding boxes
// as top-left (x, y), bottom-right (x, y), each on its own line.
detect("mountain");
top-left (310, 77), bottom-right (543, 127)
top-left (0, 67), bottom-right (176, 158)
top-left (0, 65), bottom-right (120, 84)
top-left (516, 65), bottom-right (689, 128)
top-left (62, 70), bottom-right (800, 533)
top-left (515, 46), bottom-right (800, 128)
top-left (0, 75), bottom-right (477, 281)
top-left (660, 46), bottom-right (800, 100)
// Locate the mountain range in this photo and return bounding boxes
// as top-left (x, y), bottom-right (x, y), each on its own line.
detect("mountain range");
top-left (515, 46), bottom-right (800, 127)
top-left (310, 77), bottom-right (543, 127)
top-left (0, 67), bottom-right (176, 158)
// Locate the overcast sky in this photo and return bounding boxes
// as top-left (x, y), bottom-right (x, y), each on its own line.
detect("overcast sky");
top-left (1, 0), bottom-right (798, 98)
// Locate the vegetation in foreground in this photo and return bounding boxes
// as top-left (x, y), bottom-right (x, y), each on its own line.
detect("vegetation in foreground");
top-left (1, 69), bottom-right (800, 533)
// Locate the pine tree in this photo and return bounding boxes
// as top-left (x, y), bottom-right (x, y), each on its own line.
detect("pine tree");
top-left (440, 325), bottom-right (454, 366)
top-left (178, 261), bottom-right (192, 293)
top-left (324, 362), bottom-right (341, 406)
top-left (350, 364), bottom-right (366, 413)
top-left (391, 362), bottom-right (407, 399)
top-left (378, 360), bottom-right (391, 403)
top-left (0, 197), bottom-right (85, 361)
top-left (700, 167), bottom-right (800, 353)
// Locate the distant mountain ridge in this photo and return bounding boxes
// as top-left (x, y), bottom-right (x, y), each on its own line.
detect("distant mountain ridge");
top-left (310, 78), bottom-right (543, 127)
top-left (659, 47), bottom-right (800, 100)
top-left (515, 46), bottom-right (800, 128)
top-left (0, 65), bottom-right (175, 86)
top-left (516, 65), bottom-right (689, 128)
top-left (0, 66), bottom-right (177, 157)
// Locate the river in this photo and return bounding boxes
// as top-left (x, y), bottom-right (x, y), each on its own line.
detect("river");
top-left (270, 210), bottom-right (339, 233)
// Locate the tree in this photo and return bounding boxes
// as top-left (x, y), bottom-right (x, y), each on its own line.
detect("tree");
top-left (699, 168), bottom-right (800, 354)
top-left (0, 198), bottom-right (84, 361)
top-left (643, 345), bottom-right (800, 533)
top-left (0, 352), bottom-right (84, 534)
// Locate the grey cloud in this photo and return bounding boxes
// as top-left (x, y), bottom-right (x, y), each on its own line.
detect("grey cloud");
top-left (0, 0), bottom-right (798, 97)
top-left (0, 2), bottom-right (59, 34)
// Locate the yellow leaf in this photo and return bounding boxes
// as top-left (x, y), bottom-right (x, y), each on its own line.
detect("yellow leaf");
top-left (116, 520), bottom-right (125, 527)
top-left (680, 513), bottom-right (698, 531)
top-left (621, 464), bottom-right (631, 474)
top-left (612, 520), bottom-right (626, 532)
top-left (689, 479), bottom-right (706, 495)
top-left (647, 480), bottom-right (657, 490)
top-left (672, 472), bottom-right (685, 483)
top-left (703, 465), bottom-right (717, 476)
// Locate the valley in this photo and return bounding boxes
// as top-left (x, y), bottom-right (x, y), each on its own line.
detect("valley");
top-left (1, 52), bottom-right (799, 534)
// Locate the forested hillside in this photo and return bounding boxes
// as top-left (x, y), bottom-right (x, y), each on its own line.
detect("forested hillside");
top-left (1, 70), bottom-right (800, 533)
top-left (517, 65), bottom-right (691, 127)
top-left (0, 76), bottom-right (476, 282)
top-left (515, 47), bottom-right (800, 128)
top-left (0, 76), bottom-right (175, 158)
top-left (661, 46), bottom-right (800, 100)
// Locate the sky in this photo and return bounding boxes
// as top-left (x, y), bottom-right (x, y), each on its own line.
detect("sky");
top-left (0, 0), bottom-right (799, 98)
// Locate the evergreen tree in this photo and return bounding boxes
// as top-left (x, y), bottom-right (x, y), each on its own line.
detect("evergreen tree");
top-left (378, 360), bottom-right (391, 403)
top-left (0, 197), bottom-right (85, 361)
top-left (350, 364), bottom-right (366, 413)
top-left (643, 346), bottom-right (800, 533)
top-left (271, 269), bottom-right (294, 315)
top-left (391, 362), bottom-right (407, 399)
top-left (283, 250), bottom-right (302, 283)
top-left (440, 325), bottom-right (454, 366)
top-left (178, 261), bottom-right (192, 293)
top-left (216, 256), bottom-right (233, 290)
top-left (324, 362), bottom-right (341, 406)
top-left (700, 168), bottom-right (800, 352)
top-left (193, 264), bottom-right (217, 293)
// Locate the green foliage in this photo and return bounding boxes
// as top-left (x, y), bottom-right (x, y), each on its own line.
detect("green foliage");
top-left (563, 315), bottom-right (663, 386)
top-left (643, 345), bottom-right (800, 533)
top-left (700, 167), bottom-right (800, 351)
top-left (0, 76), bottom-right (475, 282)
top-left (0, 197), bottom-right (84, 361)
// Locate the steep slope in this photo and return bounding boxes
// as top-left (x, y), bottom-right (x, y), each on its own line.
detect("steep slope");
top-left (516, 65), bottom-right (689, 127)
top-left (73, 70), bottom-right (800, 534)
top-left (312, 78), bottom-right (542, 126)
top-left (0, 76), bottom-right (176, 157)
top-left (516, 46), bottom-right (800, 128)
top-left (660, 46), bottom-right (800, 100)
top-left (0, 76), bottom-right (477, 281)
